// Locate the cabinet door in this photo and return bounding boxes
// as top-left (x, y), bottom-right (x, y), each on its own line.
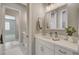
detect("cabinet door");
top-left (36, 39), bottom-right (54, 55)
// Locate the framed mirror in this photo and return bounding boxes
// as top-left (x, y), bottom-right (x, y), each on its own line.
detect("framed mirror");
top-left (45, 5), bottom-right (68, 30)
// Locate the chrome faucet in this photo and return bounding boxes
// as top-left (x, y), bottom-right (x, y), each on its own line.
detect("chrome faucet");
top-left (52, 32), bottom-right (60, 41)
top-left (54, 32), bottom-right (58, 38)
top-left (49, 31), bottom-right (53, 37)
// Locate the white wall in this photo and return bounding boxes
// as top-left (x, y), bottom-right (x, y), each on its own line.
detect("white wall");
top-left (28, 3), bottom-right (45, 54)
top-left (67, 3), bottom-right (79, 36)
top-left (31, 3), bottom-right (45, 34)
top-left (0, 4), bottom-right (2, 37)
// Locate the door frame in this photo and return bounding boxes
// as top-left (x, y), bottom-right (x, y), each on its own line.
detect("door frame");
top-left (2, 5), bottom-right (21, 43)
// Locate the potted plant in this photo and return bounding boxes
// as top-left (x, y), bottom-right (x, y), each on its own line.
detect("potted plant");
top-left (65, 26), bottom-right (76, 42)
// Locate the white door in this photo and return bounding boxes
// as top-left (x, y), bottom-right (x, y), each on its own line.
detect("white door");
top-left (2, 6), bottom-right (20, 43)
top-left (4, 15), bottom-right (16, 42)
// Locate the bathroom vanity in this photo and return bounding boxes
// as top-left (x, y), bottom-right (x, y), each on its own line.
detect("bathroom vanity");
top-left (34, 3), bottom-right (79, 55)
top-left (35, 33), bottom-right (79, 55)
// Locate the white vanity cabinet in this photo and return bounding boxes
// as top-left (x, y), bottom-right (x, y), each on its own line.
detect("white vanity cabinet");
top-left (36, 38), bottom-right (54, 55)
top-left (35, 34), bottom-right (79, 55)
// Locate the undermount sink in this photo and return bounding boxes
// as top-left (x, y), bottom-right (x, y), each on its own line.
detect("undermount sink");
top-left (52, 37), bottom-right (60, 41)
top-left (42, 34), bottom-right (51, 39)
top-left (40, 33), bottom-right (69, 42)
top-left (42, 34), bottom-right (60, 41)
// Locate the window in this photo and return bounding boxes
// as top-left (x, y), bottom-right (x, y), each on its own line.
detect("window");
top-left (49, 8), bottom-right (68, 30)
top-left (59, 9), bottom-right (68, 29)
top-left (5, 22), bottom-right (10, 30)
top-left (49, 11), bottom-right (57, 29)
top-left (5, 15), bottom-right (16, 30)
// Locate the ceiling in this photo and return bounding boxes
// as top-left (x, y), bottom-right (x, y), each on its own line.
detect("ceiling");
top-left (20, 3), bottom-right (27, 6)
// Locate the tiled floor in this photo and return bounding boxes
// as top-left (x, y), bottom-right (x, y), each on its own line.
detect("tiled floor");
top-left (5, 34), bottom-right (16, 42)
top-left (0, 41), bottom-right (27, 55)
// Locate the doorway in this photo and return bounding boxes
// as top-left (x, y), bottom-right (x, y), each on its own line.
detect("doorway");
top-left (4, 15), bottom-right (16, 42)
top-left (3, 7), bottom-right (20, 43)
top-left (1, 4), bottom-right (29, 55)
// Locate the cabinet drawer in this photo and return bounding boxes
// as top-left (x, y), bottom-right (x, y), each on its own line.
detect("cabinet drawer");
top-left (55, 45), bottom-right (73, 55)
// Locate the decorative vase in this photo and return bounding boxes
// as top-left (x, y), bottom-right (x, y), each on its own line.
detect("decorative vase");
top-left (67, 36), bottom-right (73, 42)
